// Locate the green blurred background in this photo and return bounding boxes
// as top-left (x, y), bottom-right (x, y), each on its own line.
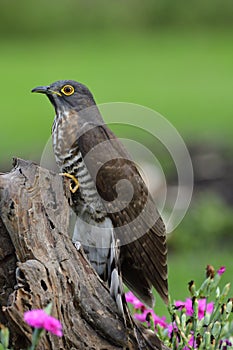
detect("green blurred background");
top-left (1, 0), bottom-right (233, 317)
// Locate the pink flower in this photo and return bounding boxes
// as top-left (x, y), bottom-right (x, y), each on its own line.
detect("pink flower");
top-left (43, 315), bottom-right (63, 336)
top-left (24, 309), bottom-right (47, 329)
top-left (125, 291), bottom-right (144, 309)
top-left (175, 299), bottom-right (193, 316)
top-left (152, 313), bottom-right (168, 328)
top-left (134, 309), bottom-right (151, 324)
top-left (167, 322), bottom-right (177, 337)
top-left (168, 324), bottom-right (197, 349)
top-left (220, 339), bottom-right (232, 350)
top-left (175, 298), bottom-right (214, 319)
top-left (126, 292), bottom-right (168, 329)
top-left (24, 309), bottom-right (63, 337)
top-left (134, 309), bottom-right (168, 328)
top-left (187, 335), bottom-right (197, 349)
top-left (198, 299), bottom-right (214, 319)
top-left (217, 266), bottom-right (226, 276)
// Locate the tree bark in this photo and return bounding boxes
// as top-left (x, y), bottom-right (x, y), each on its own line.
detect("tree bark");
top-left (0, 158), bottom-right (167, 350)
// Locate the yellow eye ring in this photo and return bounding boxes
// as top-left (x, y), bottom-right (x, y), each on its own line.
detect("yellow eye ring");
top-left (61, 84), bottom-right (75, 96)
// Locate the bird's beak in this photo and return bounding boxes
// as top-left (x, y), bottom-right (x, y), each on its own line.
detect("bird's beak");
top-left (31, 85), bottom-right (49, 94)
top-left (31, 86), bottom-right (62, 97)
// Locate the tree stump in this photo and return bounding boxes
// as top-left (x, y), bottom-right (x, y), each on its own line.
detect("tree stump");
top-left (0, 158), bottom-right (167, 350)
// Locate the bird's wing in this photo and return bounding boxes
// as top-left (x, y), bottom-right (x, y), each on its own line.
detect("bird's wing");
top-left (77, 124), bottom-right (168, 306)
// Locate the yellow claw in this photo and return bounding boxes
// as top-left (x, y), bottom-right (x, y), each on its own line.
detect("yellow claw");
top-left (59, 172), bottom-right (79, 193)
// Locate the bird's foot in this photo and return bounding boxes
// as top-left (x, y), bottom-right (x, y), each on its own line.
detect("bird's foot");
top-left (59, 172), bottom-right (79, 193)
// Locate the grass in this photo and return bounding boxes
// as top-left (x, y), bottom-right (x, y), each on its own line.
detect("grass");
top-left (1, 29), bottom-right (233, 167)
top-left (1, 29), bottom-right (233, 316)
top-left (155, 250), bottom-right (233, 319)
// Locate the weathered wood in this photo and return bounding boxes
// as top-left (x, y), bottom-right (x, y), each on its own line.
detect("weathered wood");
top-left (0, 158), bottom-right (167, 350)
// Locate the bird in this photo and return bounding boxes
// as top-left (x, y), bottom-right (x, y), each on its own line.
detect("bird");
top-left (31, 80), bottom-right (168, 312)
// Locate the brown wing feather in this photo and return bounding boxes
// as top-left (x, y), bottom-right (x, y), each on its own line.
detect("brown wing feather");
top-left (78, 123), bottom-right (168, 305)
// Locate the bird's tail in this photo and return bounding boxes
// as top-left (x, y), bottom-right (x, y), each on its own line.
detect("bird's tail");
top-left (72, 214), bottom-right (126, 317)
top-left (108, 233), bottom-right (125, 316)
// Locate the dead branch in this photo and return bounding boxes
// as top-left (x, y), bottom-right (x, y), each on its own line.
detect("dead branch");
top-left (0, 158), bottom-right (168, 350)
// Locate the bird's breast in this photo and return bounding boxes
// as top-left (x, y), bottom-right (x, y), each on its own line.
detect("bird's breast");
top-left (52, 114), bottom-right (105, 218)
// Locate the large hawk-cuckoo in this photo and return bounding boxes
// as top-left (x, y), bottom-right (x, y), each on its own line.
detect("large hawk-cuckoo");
top-left (32, 80), bottom-right (168, 313)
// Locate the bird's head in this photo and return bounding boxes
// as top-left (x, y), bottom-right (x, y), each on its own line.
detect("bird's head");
top-left (32, 80), bottom-right (96, 113)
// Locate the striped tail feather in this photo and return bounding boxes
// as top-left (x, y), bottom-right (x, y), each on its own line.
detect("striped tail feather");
top-left (108, 235), bottom-right (124, 316)
top-left (72, 214), bottom-right (125, 316)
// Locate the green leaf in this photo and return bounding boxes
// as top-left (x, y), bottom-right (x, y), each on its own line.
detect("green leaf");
top-left (203, 331), bottom-right (211, 349)
top-left (44, 302), bottom-right (52, 315)
top-left (219, 283), bottom-right (231, 303)
top-left (0, 327), bottom-right (9, 348)
top-left (211, 321), bottom-right (221, 338)
top-left (215, 286), bottom-right (220, 299)
top-left (198, 277), bottom-right (212, 297)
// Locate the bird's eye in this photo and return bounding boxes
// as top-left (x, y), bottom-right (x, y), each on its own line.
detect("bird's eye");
top-left (61, 84), bottom-right (75, 96)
